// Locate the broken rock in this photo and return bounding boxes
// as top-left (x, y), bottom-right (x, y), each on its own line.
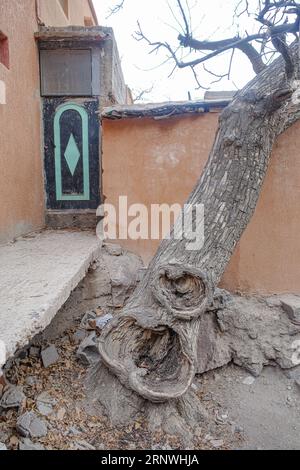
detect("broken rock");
top-left (102, 250), bottom-right (144, 308)
top-left (29, 347), bottom-right (40, 358)
top-left (242, 376), bottom-right (256, 386)
top-left (103, 243), bottom-right (123, 256)
top-left (93, 313), bottom-right (113, 331)
top-left (19, 438), bottom-right (45, 451)
top-left (0, 385), bottom-right (26, 410)
top-left (16, 411), bottom-right (47, 438)
top-left (36, 392), bottom-right (56, 416)
top-left (25, 376), bottom-right (38, 387)
top-left (0, 443), bottom-right (7, 451)
top-left (80, 310), bottom-right (97, 330)
top-left (41, 345), bottom-right (60, 368)
top-left (280, 295), bottom-right (300, 324)
top-left (76, 332), bottom-right (101, 367)
top-left (73, 329), bottom-right (88, 344)
top-left (81, 310), bottom-right (113, 332)
top-left (70, 439), bottom-right (96, 450)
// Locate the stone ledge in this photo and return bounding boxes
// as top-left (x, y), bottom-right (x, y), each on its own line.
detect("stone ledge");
top-left (0, 230), bottom-right (102, 360)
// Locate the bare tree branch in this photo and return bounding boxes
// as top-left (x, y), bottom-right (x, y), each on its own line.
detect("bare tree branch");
top-left (176, 0), bottom-right (190, 37)
top-left (132, 1), bottom-right (300, 90)
top-left (178, 33), bottom-right (267, 73)
top-left (106, 0), bottom-right (125, 19)
top-left (132, 84), bottom-right (155, 102)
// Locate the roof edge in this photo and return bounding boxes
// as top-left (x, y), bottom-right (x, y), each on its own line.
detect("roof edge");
top-left (101, 99), bottom-right (232, 120)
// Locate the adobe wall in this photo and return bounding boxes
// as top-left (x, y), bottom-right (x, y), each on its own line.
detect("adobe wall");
top-left (102, 113), bottom-right (300, 295)
top-left (38, 0), bottom-right (97, 27)
top-left (0, 0), bottom-right (96, 243)
top-left (0, 0), bottom-right (44, 243)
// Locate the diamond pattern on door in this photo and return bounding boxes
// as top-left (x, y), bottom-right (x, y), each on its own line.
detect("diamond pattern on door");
top-left (64, 133), bottom-right (80, 176)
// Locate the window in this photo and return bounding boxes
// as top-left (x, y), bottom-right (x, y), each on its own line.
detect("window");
top-left (40, 49), bottom-right (92, 96)
top-left (58, 0), bottom-right (69, 19)
top-left (0, 31), bottom-right (9, 70)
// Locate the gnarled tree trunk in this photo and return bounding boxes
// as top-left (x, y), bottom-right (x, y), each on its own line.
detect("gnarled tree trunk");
top-left (97, 45), bottom-right (300, 411)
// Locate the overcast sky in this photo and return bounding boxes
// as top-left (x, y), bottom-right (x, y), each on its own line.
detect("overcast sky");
top-left (93, 0), bottom-right (256, 102)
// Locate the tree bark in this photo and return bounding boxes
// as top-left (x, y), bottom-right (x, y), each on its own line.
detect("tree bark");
top-left (98, 44), bottom-right (300, 404)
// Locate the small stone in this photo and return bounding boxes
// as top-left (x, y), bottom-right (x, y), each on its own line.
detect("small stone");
top-left (103, 243), bottom-right (123, 256)
top-left (0, 443), bottom-right (7, 451)
top-left (56, 407), bottom-right (66, 421)
top-left (19, 438), bottom-right (45, 451)
top-left (0, 385), bottom-right (26, 409)
top-left (248, 332), bottom-right (258, 340)
top-left (280, 295), bottom-right (300, 324)
top-left (265, 296), bottom-right (281, 308)
top-left (211, 439), bottom-right (224, 448)
top-left (25, 376), bottom-right (38, 386)
top-left (242, 376), bottom-right (255, 386)
top-left (67, 426), bottom-right (82, 436)
top-left (71, 439), bottom-right (96, 450)
top-left (16, 411), bottom-right (47, 438)
top-left (29, 347), bottom-right (40, 358)
top-left (17, 349), bottom-right (28, 360)
top-left (36, 392), bottom-right (56, 416)
top-left (76, 332), bottom-right (101, 367)
top-left (73, 329), bottom-right (88, 344)
top-left (80, 311), bottom-right (97, 330)
top-left (41, 345), bottom-right (60, 368)
top-left (215, 411), bottom-right (228, 425)
top-left (283, 366), bottom-right (300, 380)
top-left (94, 313), bottom-right (113, 330)
top-left (234, 425), bottom-right (244, 434)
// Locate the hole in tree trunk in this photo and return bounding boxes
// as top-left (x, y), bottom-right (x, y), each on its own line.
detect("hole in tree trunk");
top-left (152, 264), bottom-right (211, 319)
top-left (134, 326), bottom-right (184, 381)
top-left (99, 316), bottom-right (195, 402)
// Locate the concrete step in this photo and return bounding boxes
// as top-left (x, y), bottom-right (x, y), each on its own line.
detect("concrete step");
top-left (0, 230), bottom-right (102, 361)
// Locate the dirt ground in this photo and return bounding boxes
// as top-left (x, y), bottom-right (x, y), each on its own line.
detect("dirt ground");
top-left (202, 364), bottom-right (300, 450)
top-left (0, 321), bottom-right (240, 451)
top-left (1, 315), bottom-right (299, 450)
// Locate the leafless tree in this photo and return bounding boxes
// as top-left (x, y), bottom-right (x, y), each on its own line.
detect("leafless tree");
top-left (134, 0), bottom-right (300, 88)
top-left (93, 1), bottom-right (300, 437)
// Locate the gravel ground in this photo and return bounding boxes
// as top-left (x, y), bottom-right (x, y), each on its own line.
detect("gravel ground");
top-left (0, 321), bottom-right (243, 451)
